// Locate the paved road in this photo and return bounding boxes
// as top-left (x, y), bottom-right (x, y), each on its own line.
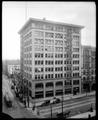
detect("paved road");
top-left (2, 75), bottom-right (38, 118)
top-left (2, 74), bottom-right (96, 118)
top-left (70, 110), bottom-right (96, 118)
top-left (38, 95), bottom-right (95, 118)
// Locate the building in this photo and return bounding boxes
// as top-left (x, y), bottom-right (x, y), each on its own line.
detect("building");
top-left (8, 64), bottom-right (20, 75)
top-left (81, 45), bottom-right (96, 92)
top-left (19, 18), bottom-right (84, 101)
top-left (2, 60), bottom-right (20, 76)
top-left (2, 60), bottom-right (8, 75)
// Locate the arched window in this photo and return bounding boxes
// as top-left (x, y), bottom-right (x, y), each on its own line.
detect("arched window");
top-left (29, 82), bottom-right (32, 87)
top-left (91, 76), bottom-right (93, 80)
top-left (83, 77), bottom-right (86, 81)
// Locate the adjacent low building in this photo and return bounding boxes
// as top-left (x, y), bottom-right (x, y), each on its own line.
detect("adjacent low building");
top-left (81, 45), bottom-right (96, 92)
top-left (2, 60), bottom-right (20, 76)
top-left (8, 64), bottom-right (20, 75)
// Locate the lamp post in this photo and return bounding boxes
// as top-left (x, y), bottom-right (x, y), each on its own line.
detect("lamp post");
top-left (61, 88), bottom-right (64, 117)
top-left (21, 75), bottom-right (26, 107)
top-left (50, 98), bottom-right (55, 118)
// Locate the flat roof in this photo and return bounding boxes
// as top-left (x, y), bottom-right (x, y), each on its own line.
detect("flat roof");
top-left (18, 17), bottom-right (84, 34)
top-left (81, 45), bottom-right (96, 49)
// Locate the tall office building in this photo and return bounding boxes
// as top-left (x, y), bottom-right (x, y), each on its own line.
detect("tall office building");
top-left (81, 45), bottom-right (96, 92)
top-left (19, 18), bottom-right (84, 101)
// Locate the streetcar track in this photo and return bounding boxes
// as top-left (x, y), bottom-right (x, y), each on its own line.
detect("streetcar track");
top-left (40, 101), bottom-right (95, 116)
top-left (39, 98), bottom-right (95, 114)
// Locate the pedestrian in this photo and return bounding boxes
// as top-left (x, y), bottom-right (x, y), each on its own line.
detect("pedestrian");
top-left (37, 109), bottom-right (40, 115)
top-left (24, 100), bottom-right (26, 108)
top-left (90, 105), bottom-right (93, 112)
top-left (88, 114), bottom-right (91, 118)
top-left (32, 105), bottom-right (35, 111)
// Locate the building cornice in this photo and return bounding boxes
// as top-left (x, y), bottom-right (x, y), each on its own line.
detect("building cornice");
top-left (18, 17), bottom-right (84, 34)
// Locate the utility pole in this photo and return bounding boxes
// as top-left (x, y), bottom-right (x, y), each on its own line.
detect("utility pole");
top-left (27, 80), bottom-right (29, 107)
top-left (61, 90), bottom-right (64, 117)
top-left (50, 103), bottom-right (52, 118)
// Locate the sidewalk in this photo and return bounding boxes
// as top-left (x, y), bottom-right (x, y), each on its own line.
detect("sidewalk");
top-left (70, 110), bottom-right (96, 118)
top-left (25, 91), bottom-right (95, 118)
top-left (25, 91), bottom-right (96, 108)
top-left (26, 105), bottom-right (45, 118)
top-left (17, 99), bottom-right (45, 118)
top-left (64, 91), bottom-right (95, 100)
top-left (13, 90), bottom-right (95, 118)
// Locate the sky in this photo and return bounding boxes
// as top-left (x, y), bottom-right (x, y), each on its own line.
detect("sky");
top-left (2, 2), bottom-right (96, 60)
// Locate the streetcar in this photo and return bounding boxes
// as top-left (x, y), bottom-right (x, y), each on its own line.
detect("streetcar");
top-left (4, 92), bottom-right (13, 108)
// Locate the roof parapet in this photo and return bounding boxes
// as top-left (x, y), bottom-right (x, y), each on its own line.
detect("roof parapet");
top-left (18, 17), bottom-right (84, 34)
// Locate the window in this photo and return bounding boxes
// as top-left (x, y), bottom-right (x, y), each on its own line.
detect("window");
top-left (73, 35), bottom-right (80, 40)
top-left (45, 67), bottom-right (53, 72)
top-left (65, 88), bottom-right (72, 94)
top-left (46, 82), bottom-right (53, 87)
top-left (73, 80), bottom-right (79, 85)
top-left (65, 80), bottom-right (71, 85)
top-left (73, 54), bottom-right (79, 58)
top-left (35, 68), bottom-right (43, 73)
top-left (35, 75), bottom-right (37, 80)
top-left (35, 23), bottom-right (44, 29)
top-left (55, 26), bottom-right (63, 32)
top-left (64, 34), bottom-right (67, 39)
top-left (45, 46), bottom-right (54, 52)
top-left (73, 73), bottom-right (79, 77)
top-left (35, 91), bottom-right (44, 98)
top-left (35, 53), bottom-right (43, 58)
top-left (35, 38), bottom-right (44, 44)
top-left (45, 74), bottom-right (48, 79)
top-left (51, 74), bottom-right (53, 78)
top-left (46, 91), bottom-right (54, 97)
top-left (34, 31), bottom-right (44, 37)
top-left (45, 32), bottom-right (54, 38)
top-left (55, 33), bottom-right (63, 39)
top-left (55, 40), bottom-right (63, 45)
top-left (35, 60), bottom-right (44, 65)
top-left (45, 39), bottom-right (54, 45)
top-left (55, 67), bottom-right (63, 71)
top-left (56, 81), bottom-right (63, 86)
top-left (45, 24), bottom-right (54, 31)
top-left (55, 74), bottom-right (57, 78)
top-left (55, 54), bottom-right (63, 58)
top-left (35, 45), bottom-right (44, 51)
top-left (73, 41), bottom-right (79, 47)
top-left (45, 53), bottom-right (53, 58)
top-left (55, 47), bottom-right (63, 52)
top-left (45, 60), bottom-right (54, 65)
top-left (73, 48), bottom-right (79, 52)
top-left (35, 83), bottom-right (43, 88)
top-left (55, 89), bottom-right (63, 96)
top-left (55, 60), bottom-right (63, 65)
top-left (73, 66), bottom-right (79, 71)
top-left (73, 60), bottom-right (79, 64)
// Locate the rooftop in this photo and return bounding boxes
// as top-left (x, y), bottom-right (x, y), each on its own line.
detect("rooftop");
top-left (81, 45), bottom-right (96, 50)
top-left (18, 17), bottom-right (84, 34)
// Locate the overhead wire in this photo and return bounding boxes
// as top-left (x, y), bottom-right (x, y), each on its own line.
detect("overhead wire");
top-left (25, 2), bottom-right (27, 21)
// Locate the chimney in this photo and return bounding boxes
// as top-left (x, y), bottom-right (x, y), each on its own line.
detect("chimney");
top-left (43, 17), bottom-right (46, 20)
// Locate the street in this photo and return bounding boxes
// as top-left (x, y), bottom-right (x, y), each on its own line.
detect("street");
top-left (2, 74), bottom-right (96, 118)
top-left (2, 75), bottom-right (38, 118)
top-left (38, 94), bottom-right (95, 118)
